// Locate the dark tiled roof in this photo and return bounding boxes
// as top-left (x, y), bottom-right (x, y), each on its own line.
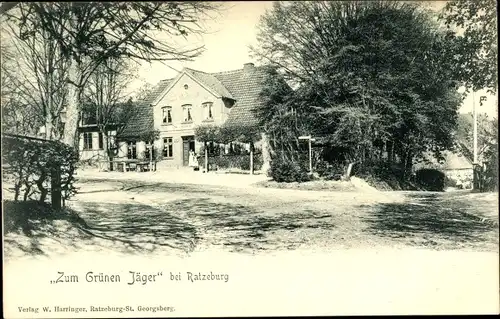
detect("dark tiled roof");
top-left (142, 79), bottom-right (174, 105)
top-left (121, 79), bottom-right (173, 138)
top-left (184, 68), bottom-right (234, 99)
top-left (213, 66), bottom-right (267, 127)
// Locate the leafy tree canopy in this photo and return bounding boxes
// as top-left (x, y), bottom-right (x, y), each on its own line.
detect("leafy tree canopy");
top-left (440, 0), bottom-right (498, 93)
top-left (252, 1), bottom-right (463, 170)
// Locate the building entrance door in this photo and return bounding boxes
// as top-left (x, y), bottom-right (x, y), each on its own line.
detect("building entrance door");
top-left (182, 136), bottom-right (195, 166)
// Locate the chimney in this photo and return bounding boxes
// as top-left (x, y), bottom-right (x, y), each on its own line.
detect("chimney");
top-left (243, 62), bottom-right (255, 73)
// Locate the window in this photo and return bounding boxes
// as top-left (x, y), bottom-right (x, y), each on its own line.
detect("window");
top-left (83, 132), bottom-right (93, 150)
top-left (127, 141), bottom-right (137, 159)
top-left (98, 132), bottom-right (104, 149)
top-left (182, 104), bottom-right (192, 122)
top-left (163, 137), bottom-right (173, 158)
top-left (203, 102), bottom-right (213, 120)
top-left (145, 141), bottom-right (156, 160)
top-left (162, 106), bottom-right (173, 124)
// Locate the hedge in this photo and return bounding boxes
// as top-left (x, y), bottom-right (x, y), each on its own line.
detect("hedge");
top-left (2, 135), bottom-right (79, 205)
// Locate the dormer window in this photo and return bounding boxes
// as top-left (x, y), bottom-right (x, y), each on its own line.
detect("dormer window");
top-left (182, 104), bottom-right (193, 122)
top-left (203, 102), bottom-right (213, 120)
top-left (162, 106), bottom-right (172, 124)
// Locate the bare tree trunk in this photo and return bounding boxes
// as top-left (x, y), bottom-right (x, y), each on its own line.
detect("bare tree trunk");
top-left (45, 113), bottom-right (53, 140)
top-left (63, 61), bottom-right (81, 148)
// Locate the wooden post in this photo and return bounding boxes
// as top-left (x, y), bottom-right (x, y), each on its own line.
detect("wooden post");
top-left (250, 142), bottom-right (254, 175)
top-left (51, 167), bottom-right (62, 211)
top-left (308, 138), bottom-right (312, 173)
top-left (205, 142), bottom-right (209, 173)
top-left (149, 142), bottom-right (153, 172)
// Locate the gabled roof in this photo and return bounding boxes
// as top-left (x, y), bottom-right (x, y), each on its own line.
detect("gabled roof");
top-left (144, 64), bottom-right (268, 129)
top-left (415, 147), bottom-right (473, 171)
top-left (212, 66), bottom-right (267, 127)
top-left (184, 68), bottom-right (234, 99)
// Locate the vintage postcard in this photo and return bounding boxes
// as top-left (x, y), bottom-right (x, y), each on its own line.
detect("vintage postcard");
top-left (1, 1), bottom-right (499, 317)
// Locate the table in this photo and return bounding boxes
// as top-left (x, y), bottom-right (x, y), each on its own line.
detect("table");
top-left (112, 160), bottom-right (156, 172)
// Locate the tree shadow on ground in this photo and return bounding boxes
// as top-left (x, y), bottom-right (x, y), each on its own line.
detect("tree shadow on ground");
top-left (160, 198), bottom-right (336, 252)
top-left (78, 178), bottom-right (231, 197)
top-left (362, 193), bottom-right (499, 248)
top-left (70, 197), bottom-right (337, 254)
top-left (74, 201), bottom-right (199, 254)
top-left (3, 200), bottom-right (89, 257)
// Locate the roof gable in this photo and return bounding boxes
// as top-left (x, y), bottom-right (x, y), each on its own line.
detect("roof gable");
top-left (151, 68), bottom-right (234, 106)
top-left (184, 68), bottom-right (234, 99)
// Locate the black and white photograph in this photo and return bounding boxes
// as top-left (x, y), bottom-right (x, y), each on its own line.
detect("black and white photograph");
top-left (1, 1), bottom-right (498, 317)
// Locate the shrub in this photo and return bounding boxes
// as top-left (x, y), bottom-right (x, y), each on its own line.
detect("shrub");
top-left (352, 160), bottom-right (409, 190)
top-left (269, 156), bottom-right (310, 183)
top-left (415, 168), bottom-right (445, 191)
top-left (209, 153), bottom-right (263, 171)
top-left (444, 176), bottom-right (458, 188)
top-left (315, 159), bottom-right (344, 181)
top-left (2, 135), bottom-right (79, 205)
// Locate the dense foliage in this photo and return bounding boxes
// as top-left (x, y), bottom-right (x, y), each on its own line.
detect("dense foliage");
top-left (209, 153), bottom-right (264, 172)
top-left (414, 169), bottom-right (446, 192)
top-left (2, 135), bottom-right (79, 205)
top-left (440, 0), bottom-right (497, 93)
top-left (269, 154), bottom-right (311, 183)
top-left (253, 1), bottom-right (463, 183)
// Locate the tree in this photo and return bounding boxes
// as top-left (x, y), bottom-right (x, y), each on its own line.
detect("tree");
top-left (1, 21), bottom-right (69, 140)
top-left (134, 82), bottom-right (155, 102)
top-left (440, 0), bottom-right (497, 93)
top-left (4, 2), bottom-right (222, 147)
top-left (456, 113), bottom-right (496, 163)
top-left (0, 41), bottom-right (42, 136)
top-left (252, 1), bottom-right (462, 176)
top-left (219, 123), bottom-right (261, 174)
top-left (82, 57), bottom-right (137, 168)
top-left (139, 129), bottom-right (160, 170)
top-left (194, 124), bottom-right (220, 172)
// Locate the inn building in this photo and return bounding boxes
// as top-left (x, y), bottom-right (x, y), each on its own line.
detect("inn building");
top-left (77, 62), bottom-right (271, 170)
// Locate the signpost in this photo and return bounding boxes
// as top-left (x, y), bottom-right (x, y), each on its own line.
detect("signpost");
top-left (472, 93), bottom-right (488, 191)
top-left (298, 135), bottom-right (316, 173)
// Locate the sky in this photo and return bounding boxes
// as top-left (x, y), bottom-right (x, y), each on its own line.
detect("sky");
top-left (130, 1), bottom-right (497, 118)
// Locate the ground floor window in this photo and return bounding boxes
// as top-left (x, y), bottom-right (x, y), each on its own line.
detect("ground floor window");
top-left (127, 141), bottom-right (137, 159)
top-left (163, 137), bottom-right (173, 158)
top-left (145, 142), bottom-right (156, 160)
top-left (83, 132), bottom-right (93, 150)
top-left (98, 132), bottom-right (104, 149)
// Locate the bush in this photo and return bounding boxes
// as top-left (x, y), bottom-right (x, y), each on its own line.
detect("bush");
top-left (444, 176), bottom-right (458, 188)
top-left (269, 156), bottom-right (310, 183)
top-left (415, 168), bottom-right (445, 191)
top-left (352, 160), bottom-right (411, 190)
top-left (315, 159), bottom-right (344, 181)
top-left (2, 135), bottom-right (79, 205)
top-left (209, 153), bottom-right (263, 171)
